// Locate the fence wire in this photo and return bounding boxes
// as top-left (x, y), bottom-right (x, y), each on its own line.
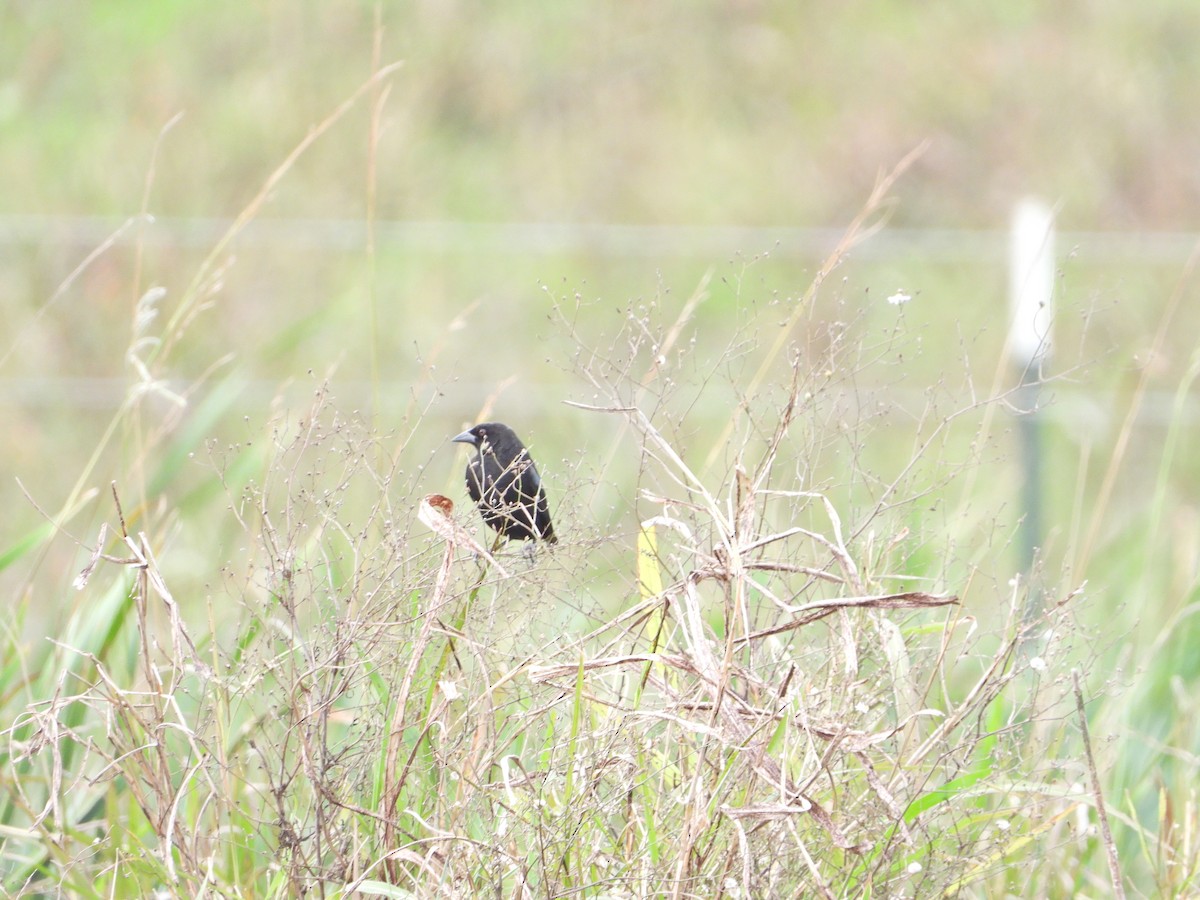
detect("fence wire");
top-left (2, 214), bottom-right (1199, 262)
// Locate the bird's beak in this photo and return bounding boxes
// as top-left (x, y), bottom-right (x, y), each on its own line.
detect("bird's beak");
top-left (451, 430), bottom-right (477, 446)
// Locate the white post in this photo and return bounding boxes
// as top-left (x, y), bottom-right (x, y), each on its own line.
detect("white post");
top-left (1009, 198), bottom-right (1055, 611)
top-left (1009, 198), bottom-right (1056, 374)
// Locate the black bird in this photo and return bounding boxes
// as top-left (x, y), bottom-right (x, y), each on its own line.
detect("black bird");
top-left (451, 422), bottom-right (557, 544)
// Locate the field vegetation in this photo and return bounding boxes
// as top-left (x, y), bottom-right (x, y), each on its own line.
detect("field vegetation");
top-left (2, 4), bottom-right (1199, 896)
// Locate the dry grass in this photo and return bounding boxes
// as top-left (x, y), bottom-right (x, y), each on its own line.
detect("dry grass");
top-left (1, 50), bottom-right (1197, 899)
top-left (4, 189), bottom-right (1103, 898)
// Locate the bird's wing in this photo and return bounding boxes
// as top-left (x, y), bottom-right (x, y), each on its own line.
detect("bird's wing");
top-left (514, 455), bottom-right (543, 502)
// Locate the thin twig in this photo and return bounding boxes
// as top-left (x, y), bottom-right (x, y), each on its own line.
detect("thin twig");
top-left (1073, 669), bottom-right (1125, 900)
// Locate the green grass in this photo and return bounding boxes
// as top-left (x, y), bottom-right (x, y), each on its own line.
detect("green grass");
top-left (3, 4), bottom-right (1200, 896)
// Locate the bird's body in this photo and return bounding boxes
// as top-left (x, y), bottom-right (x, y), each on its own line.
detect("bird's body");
top-left (452, 422), bottom-right (557, 544)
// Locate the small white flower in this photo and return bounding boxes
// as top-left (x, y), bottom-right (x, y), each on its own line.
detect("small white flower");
top-left (997, 819), bottom-right (1011, 831)
top-left (907, 862), bottom-right (923, 874)
top-left (1029, 657), bottom-right (1047, 672)
top-left (887, 290), bottom-right (912, 306)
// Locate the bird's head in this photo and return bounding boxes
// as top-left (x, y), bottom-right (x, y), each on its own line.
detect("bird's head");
top-left (452, 422), bottom-right (513, 455)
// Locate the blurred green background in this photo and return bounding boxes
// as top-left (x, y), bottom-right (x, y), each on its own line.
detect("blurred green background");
top-left (3, 1), bottom-right (1200, 893)
top-left (2, 2), bottom-right (1199, 687)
